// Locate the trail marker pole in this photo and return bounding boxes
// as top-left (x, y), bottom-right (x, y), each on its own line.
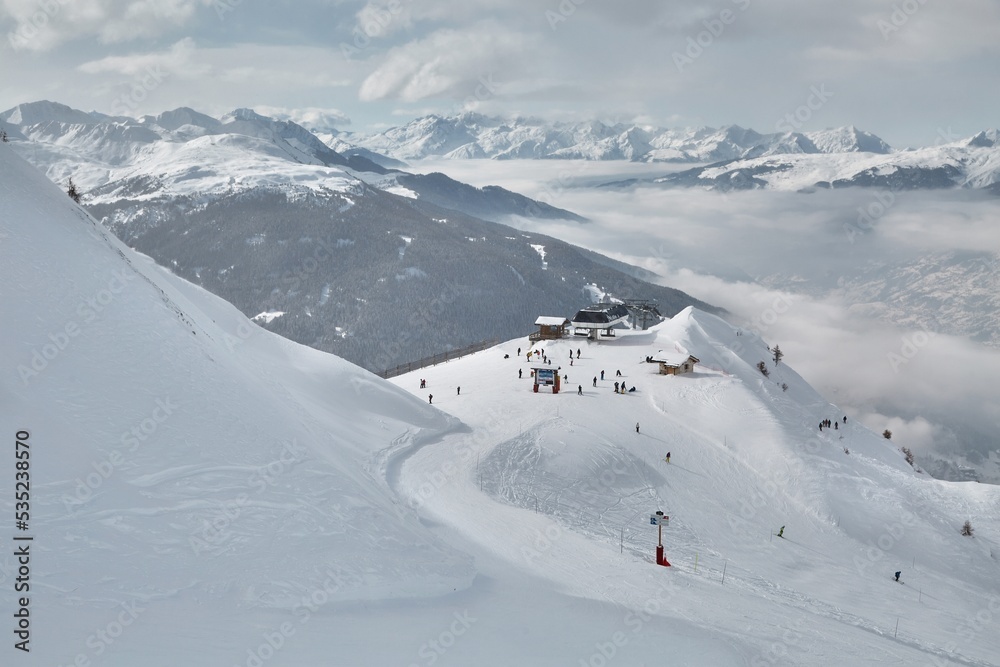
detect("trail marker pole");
top-left (722, 560), bottom-right (727, 585)
top-left (894, 617), bottom-right (899, 639)
top-left (650, 511), bottom-right (670, 566)
top-left (694, 553), bottom-right (699, 572)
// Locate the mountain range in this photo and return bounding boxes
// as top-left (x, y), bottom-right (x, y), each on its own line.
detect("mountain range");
top-left (1, 101), bottom-right (715, 371)
top-left (335, 112), bottom-right (894, 162)
top-left (323, 113), bottom-right (1000, 193)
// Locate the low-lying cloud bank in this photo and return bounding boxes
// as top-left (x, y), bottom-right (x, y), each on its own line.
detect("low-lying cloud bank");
top-left (412, 158), bottom-right (1000, 482)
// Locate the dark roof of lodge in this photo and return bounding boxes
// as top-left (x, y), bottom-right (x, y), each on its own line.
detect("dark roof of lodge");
top-left (571, 303), bottom-right (630, 324)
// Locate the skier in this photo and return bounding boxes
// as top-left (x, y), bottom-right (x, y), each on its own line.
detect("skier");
top-left (843, 416), bottom-right (847, 424)
top-left (636, 422), bottom-right (640, 434)
top-left (428, 394), bottom-right (433, 404)
top-left (517, 347), bottom-right (521, 356)
top-left (578, 385), bottom-right (583, 395)
top-left (600, 370), bottom-right (605, 380)
top-left (592, 376), bottom-right (597, 387)
top-left (457, 386), bottom-right (461, 396)
top-left (777, 526), bottom-right (785, 538)
top-left (665, 452), bottom-right (671, 463)
top-left (616, 369), bottom-right (622, 377)
top-left (614, 381), bottom-right (619, 393)
top-left (834, 422), bottom-right (838, 430)
top-left (519, 368), bottom-right (523, 379)
top-left (576, 348), bottom-right (581, 358)
top-left (894, 571), bottom-right (901, 582)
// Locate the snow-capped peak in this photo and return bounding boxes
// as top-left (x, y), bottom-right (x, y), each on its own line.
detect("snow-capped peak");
top-left (1, 99), bottom-right (104, 126)
top-left (807, 125), bottom-right (892, 154)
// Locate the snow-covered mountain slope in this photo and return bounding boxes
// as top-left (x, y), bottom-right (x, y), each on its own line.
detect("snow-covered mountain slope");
top-left (836, 250), bottom-right (1000, 348)
top-left (0, 142), bottom-right (486, 664)
top-left (82, 179), bottom-right (714, 371)
top-left (3, 142), bottom-right (998, 665)
top-left (347, 113), bottom-right (1000, 191)
top-left (1, 101), bottom-right (582, 223)
top-left (391, 307), bottom-right (1000, 666)
top-left (603, 138), bottom-right (1000, 192)
top-left (809, 126), bottom-right (894, 154)
top-left (350, 112), bottom-right (895, 163)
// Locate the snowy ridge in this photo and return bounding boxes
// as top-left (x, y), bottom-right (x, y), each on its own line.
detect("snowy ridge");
top-left (348, 112), bottom-right (896, 163)
top-left (1, 101), bottom-right (360, 201)
top-left (593, 139), bottom-right (1000, 192)
top-left (0, 144), bottom-right (476, 664)
top-left (2, 100), bottom-right (585, 223)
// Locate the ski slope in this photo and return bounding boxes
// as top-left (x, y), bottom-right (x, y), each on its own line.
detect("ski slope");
top-left (389, 314), bottom-right (1000, 665)
top-left (2, 142), bottom-right (999, 665)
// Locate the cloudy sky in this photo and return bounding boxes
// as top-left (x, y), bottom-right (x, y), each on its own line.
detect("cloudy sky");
top-left (1, 0), bottom-right (998, 145)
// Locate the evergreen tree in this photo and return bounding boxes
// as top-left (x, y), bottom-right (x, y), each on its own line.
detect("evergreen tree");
top-left (961, 520), bottom-right (974, 537)
top-left (67, 178), bottom-right (82, 203)
top-left (901, 446), bottom-right (914, 466)
top-left (883, 429), bottom-right (892, 440)
top-left (772, 345), bottom-right (783, 365)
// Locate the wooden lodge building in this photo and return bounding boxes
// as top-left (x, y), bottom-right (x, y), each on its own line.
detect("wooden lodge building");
top-left (652, 350), bottom-right (700, 375)
top-left (530, 316), bottom-right (570, 341)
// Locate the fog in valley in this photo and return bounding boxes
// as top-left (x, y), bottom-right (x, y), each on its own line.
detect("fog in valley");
top-left (413, 158), bottom-right (1000, 482)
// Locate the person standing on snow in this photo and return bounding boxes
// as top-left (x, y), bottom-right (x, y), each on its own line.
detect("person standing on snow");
top-left (457, 386), bottom-right (461, 396)
top-left (777, 526), bottom-right (785, 538)
top-left (578, 385), bottom-right (583, 395)
top-left (894, 571), bottom-right (901, 582)
top-left (428, 394), bottom-right (433, 404)
top-left (636, 423), bottom-right (640, 434)
top-left (665, 452), bottom-right (671, 463)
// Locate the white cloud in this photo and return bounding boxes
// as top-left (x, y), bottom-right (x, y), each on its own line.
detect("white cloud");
top-left (3, 0), bottom-right (212, 52)
top-left (253, 105), bottom-right (352, 128)
top-left (77, 38), bottom-right (207, 78)
top-left (358, 21), bottom-right (536, 102)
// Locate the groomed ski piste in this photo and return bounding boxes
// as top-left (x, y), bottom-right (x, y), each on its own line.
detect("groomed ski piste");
top-left (2, 142), bottom-right (999, 666)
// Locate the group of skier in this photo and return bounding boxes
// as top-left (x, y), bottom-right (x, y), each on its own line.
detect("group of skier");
top-left (819, 416), bottom-right (847, 431)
